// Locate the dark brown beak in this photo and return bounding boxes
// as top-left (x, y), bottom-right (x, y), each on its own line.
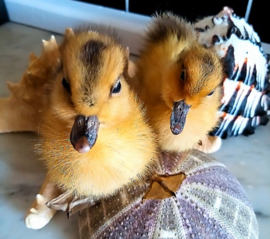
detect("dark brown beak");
top-left (70, 115), bottom-right (100, 153)
top-left (170, 100), bottom-right (191, 135)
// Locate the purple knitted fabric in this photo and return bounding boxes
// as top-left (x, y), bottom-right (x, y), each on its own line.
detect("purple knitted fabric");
top-left (78, 150), bottom-right (258, 239)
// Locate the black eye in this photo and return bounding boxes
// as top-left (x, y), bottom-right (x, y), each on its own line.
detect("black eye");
top-left (180, 70), bottom-right (186, 81)
top-left (111, 80), bottom-right (121, 94)
top-left (207, 90), bottom-right (214, 96)
top-left (62, 78), bottom-right (71, 93)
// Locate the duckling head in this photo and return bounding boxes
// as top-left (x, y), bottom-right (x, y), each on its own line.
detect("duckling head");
top-left (51, 28), bottom-right (132, 153)
top-left (161, 43), bottom-right (223, 135)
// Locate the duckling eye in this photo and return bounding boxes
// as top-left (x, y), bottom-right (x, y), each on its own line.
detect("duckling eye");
top-left (62, 78), bottom-right (71, 93)
top-left (111, 80), bottom-right (121, 94)
top-left (180, 70), bottom-right (186, 81)
top-left (207, 90), bottom-right (214, 96)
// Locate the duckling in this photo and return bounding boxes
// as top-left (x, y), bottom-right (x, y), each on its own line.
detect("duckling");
top-left (25, 28), bottom-right (157, 229)
top-left (131, 13), bottom-right (223, 153)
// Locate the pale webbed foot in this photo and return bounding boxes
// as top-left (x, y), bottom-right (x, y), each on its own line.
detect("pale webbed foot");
top-left (25, 194), bottom-right (56, 230)
top-left (194, 135), bottom-right (222, 154)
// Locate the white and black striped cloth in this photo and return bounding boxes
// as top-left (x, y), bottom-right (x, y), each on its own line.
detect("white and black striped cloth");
top-left (194, 7), bottom-right (270, 139)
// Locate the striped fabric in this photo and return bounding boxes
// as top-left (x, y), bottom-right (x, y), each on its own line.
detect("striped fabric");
top-left (194, 7), bottom-right (270, 139)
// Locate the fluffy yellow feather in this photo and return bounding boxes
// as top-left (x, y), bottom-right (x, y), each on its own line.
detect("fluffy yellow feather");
top-left (37, 28), bottom-right (157, 198)
top-left (130, 13), bottom-right (223, 153)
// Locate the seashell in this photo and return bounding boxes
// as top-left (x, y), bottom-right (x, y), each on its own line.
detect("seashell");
top-left (50, 150), bottom-right (258, 239)
top-left (195, 7), bottom-right (270, 139)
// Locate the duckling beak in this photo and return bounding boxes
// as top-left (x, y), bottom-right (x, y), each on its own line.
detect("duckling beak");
top-left (70, 115), bottom-right (100, 153)
top-left (170, 100), bottom-right (191, 135)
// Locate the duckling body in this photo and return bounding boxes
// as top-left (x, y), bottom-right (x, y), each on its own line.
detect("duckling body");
top-left (131, 13), bottom-right (223, 153)
top-left (26, 28), bottom-right (157, 230)
top-left (38, 29), bottom-right (157, 198)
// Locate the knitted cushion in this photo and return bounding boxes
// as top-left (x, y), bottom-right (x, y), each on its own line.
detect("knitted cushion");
top-left (77, 150), bottom-right (258, 239)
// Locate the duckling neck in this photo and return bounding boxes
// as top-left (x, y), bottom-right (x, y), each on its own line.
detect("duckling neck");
top-left (97, 103), bottom-right (154, 156)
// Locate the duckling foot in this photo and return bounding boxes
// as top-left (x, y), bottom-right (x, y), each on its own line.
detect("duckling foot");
top-left (194, 135), bottom-right (222, 153)
top-left (25, 194), bottom-right (56, 230)
top-left (25, 174), bottom-right (60, 229)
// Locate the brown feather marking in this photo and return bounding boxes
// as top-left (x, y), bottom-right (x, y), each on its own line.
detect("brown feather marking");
top-left (80, 40), bottom-right (107, 77)
top-left (145, 12), bottom-right (195, 45)
top-left (80, 40), bottom-right (107, 105)
top-left (81, 40), bottom-right (106, 66)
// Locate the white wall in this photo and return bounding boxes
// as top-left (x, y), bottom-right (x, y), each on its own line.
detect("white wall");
top-left (4, 0), bottom-right (270, 55)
